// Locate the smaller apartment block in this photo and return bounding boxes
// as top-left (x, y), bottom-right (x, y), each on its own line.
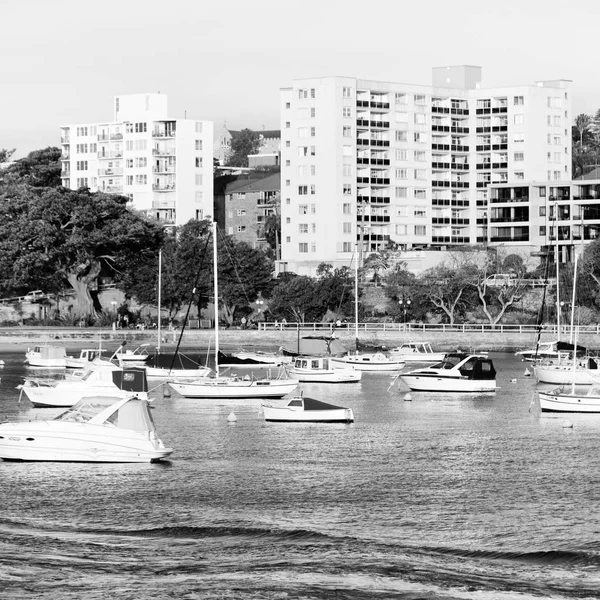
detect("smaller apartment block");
top-left (220, 173), bottom-right (281, 251)
top-left (60, 94), bottom-right (214, 226)
top-left (489, 180), bottom-right (600, 263)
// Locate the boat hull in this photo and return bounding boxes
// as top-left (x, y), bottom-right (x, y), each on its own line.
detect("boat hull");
top-left (0, 422), bottom-right (172, 462)
top-left (168, 379), bottom-right (298, 399)
top-left (262, 405), bottom-right (354, 423)
top-left (534, 365), bottom-right (599, 385)
top-left (538, 391), bottom-right (600, 413)
top-left (286, 368), bottom-right (362, 383)
top-left (330, 356), bottom-right (405, 372)
top-left (400, 375), bottom-right (496, 393)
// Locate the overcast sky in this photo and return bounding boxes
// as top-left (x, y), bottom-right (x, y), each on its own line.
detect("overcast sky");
top-left (2, 0), bottom-right (599, 157)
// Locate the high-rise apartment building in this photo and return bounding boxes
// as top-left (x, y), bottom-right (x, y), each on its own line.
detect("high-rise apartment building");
top-left (279, 66), bottom-right (572, 275)
top-left (60, 94), bottom-right (214, 226)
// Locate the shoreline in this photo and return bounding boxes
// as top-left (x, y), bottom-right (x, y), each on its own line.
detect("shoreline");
top-left (0, 326), bottom-right (596, 355)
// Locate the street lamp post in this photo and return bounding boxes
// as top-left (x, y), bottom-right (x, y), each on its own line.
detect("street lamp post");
top-left (111, 300), bottom-right (117, 332)
top-left (398, 296), bottom-right (412, 326)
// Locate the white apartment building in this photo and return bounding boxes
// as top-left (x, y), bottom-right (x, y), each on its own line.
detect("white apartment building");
top-left (279, 66), bottom-right (572, 275)
top-left (60, 94), bottom-right (214, 226)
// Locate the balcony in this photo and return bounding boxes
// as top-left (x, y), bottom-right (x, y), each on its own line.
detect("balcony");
top-left (99, 168), bottom-right (123, 177)
top-left (356, 100), bottom-right (370, 108)
top-left (492, 106), bottom-right (508, 114)
top-left (370, 101), bottom-right (390, 110)
top-left (476, 108), bottom-right (491, 115)
top-left (152, 148), bottom-right (176, 156)
top-left (370, 177), bottom-right (390, 185)
top-left (451, 218), bottom-right (470, 225)
top-left (370, 158), bottom-right (390, 166)
top-left (152, 183), bottom-right (176, 192)
top-left (432, 125), bottom-right (450, 132)
top-left (432, 162), bottom-right (450, 170)
top-left (152, 164), bottom-right (176, 173)
top-left (152, 199), bottom-right (176, 209)
top-left (370, 120), bottom-right (390, 128)
top-left (476, 127), bottom-right (491, 133)
top-left (98, 134), bottom-right (109, 141)
top-left (476, 182), bottom-right (489, 188)
top-left (491, 162), bottom-right (508, 169)
top-left (105, 185), bottom-right (123, 193)
top-left (369, 139), bottom-right (389, 147)
top-left (492, 144), bottom-right (508, 151)
top-left (432, 217), bottom-right (451, 225)
top-left (98, 151), bottom-right (123, 159)
top-left (450, 108), bottom-right (469, 115)
top-left (432, 180), bottom-right (451, 188)
top-left (451, 163), bottom-right (469, 171)
top-left (490, 235), bottom-right (530, 242)
top-left (451, 126), bottom-right (469, 134)
top-left (432, 106), bottom-right (450, 114)
top-left (451, 145), bottom-right (469, 152)
top-left (492, 126), bottom-right (508, 132)
top-left (110, 133), bottom-right (123, 140)
top-left (476, 145), bottom-right (491, 152)
top-left (61, 153), bottom-right (70, 160)
top-left (451, 181), bottom-right (470, 189)
top-left (431, 143), bottom-right (450, 151)
top-left (61, 137), bottom-right (70, 144)
top-left (152, 130), bottom-right (176, 138)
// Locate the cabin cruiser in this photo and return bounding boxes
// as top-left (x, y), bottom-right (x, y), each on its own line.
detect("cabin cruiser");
top-left (286, 356), bottom-right (362, 383)
top-left (18, 365), bottom-right (149, 408)
top-left (400, 353), bottom-right (497, 392)
top-left (330, 352), bottom-right (405, 372)
top-left (0, 395), bottom-right (173, 462)
top-left (388, 341), bottom-right (446, 363)
top-left (25, 345), bottom-right (67, 368)
top-left (538, 384), bottom-right (600, 413)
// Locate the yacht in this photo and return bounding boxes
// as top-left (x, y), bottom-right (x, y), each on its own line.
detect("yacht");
top-left (286, 356), bottom-right (362, 383)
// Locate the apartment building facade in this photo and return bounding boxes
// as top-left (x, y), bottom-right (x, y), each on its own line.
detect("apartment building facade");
top-left (279, 66), bottom-right (572, 275)
top-left (60, 94), bottom-right (214, 226)
top-left (489, 179), bottom-right (600, 264)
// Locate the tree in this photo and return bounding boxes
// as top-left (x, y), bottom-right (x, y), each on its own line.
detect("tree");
top-left (269, 275), bottom-right (318, 323)
top-left (4, 146), bottom-right (62, 187)
top-left (579, 237), bottom-right (600, 309)
top-left (0, 148), bottom-right (16, 163)
top-left (575, 113), bottom-right (592, 149)
top-left (314, 263), bottom-right (354, 320)
top-left (473, 268), bottom-right (527, 326)
top-left (0, 184), bottom-right (164, 317)
top-left (226, 129), bottom-right (262, 167)
top-left (262, 213), bottom-right (281, 258)
top-left (217, 233), bottom-right (274, 325)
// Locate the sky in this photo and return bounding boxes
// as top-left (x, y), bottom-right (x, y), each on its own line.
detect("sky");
top-left (3, 0), bottom-right (600, 157)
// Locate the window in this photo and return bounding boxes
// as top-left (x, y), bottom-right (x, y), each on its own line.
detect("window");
top-left (136, 157), bottom-right (147, 167)
top-left (514, 152), bottom-right (524, 162)
top-left (237, 225), bottom-right (246, 233)
top-left (539, 206), bottom-right (546, 217)
top-left (414, 113), bottom-right (426, 125)
top-left (395, 131), bottom-right (407, 142)
top-left (395, 168), bottom-right (407, 179)
top-left (343, 164), bottom-right (352, 176)
top-left (310, 127), bottom-right (316, 137)
top-left (514, 96), bottom-right (524, 105)
top-left (285, 102), bottom-right (290, 109)
top-left (414, 94), bottom-right (426, 105)
top-left (311, 223), bottom-right (316, 233)
top-left (395, 93), bottom-right (407, 105)
top-left (395, 149), bottom-right (407, 160)
top-left (311, 204), bottom-right (316, 213)
top-left (299, 204), bottom-right (308, 214)
top-left (395, 224), bottom-right (407, 235)
top-left (514, 114), bottom-right (524, 125)
top-left (126, 175), bottom-right (133, 185)
top-left (343, 126), bottom-right (352, 138)
top-left (343, 87), bottom-right (352, 98)
top-left (343, 107), bottom-right (352, 118)
top-left (135, 140), bottom-right (146, 150)
top-left (310, 107), bottom-right (316, 118)
top-left (514, 172), bottom-right (524, 180)
top-left (395, 112), bottom-right (408, 123)
top-left (311, 165), bottom-right (316, 176)
top-left (298, 185), bottom-right (308, 195)
top-left (414, 132), bottom-right (427, 143)
top-left (343, 145), bottom-right (352, 156)
top-left (135, 122), bottom-right (147, 133)
top-left (554, 136), bottom-right (561, 145)
top-left (539, 226), bottom-right (546, 236)
top-left (310, 184), bottom-right (316, 195)
top-left (513, 133), bottom-right (525, 143)
top-left (414, 151), bottom-right (426, 162)
top-left (414, 189), bottom-right (427, 199)
top-left (343, 222), bottom-right (352, 233)
top-left (285, 121), bottom-right (290, 128)
top-left (76, 160), bottom-right (88, 170)
top-left (76, 177), bottom-right (88, 187)
top-left (195, 174), bottom-right (203, 185)
top-left (237, 209), bottom-right (246, 216)
top-left (285, 141), bottom-right (290, 147)
top-left (343, 242), bottom-right (353, 252)
top-left (343, 203), bottom-right (352, 214)
top-left (415, 169), bottom-right (426, 180)
top-left (395, 187), bottom-right (407, 198)
top-left (343, 184), bottom-right (352, 195)
top-left (299, 243), bottom-right (308, 253)
top-left (311, 88), bottom-right (315, 98)
top-left (414, 225), bottom-right (426, 235)
top-left (414, 209), bottom-right (426, 218)
top-left (299, 224), bottom-right (308, 234)
top-left (554, 152), bottom-right (561, 162)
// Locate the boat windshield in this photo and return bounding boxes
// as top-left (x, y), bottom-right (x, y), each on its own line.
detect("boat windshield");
top-left (55, 396), bottom-right (118, 423)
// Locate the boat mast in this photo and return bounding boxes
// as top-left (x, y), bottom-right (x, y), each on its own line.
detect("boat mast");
top-left (354, 243), bottom-right (359, 348)
top-left (213, 221), bottom-right (219, 378)
top-left (555, 202), bottom-right (561, 341)
top-left (157, 248), bottom-right (162, 353)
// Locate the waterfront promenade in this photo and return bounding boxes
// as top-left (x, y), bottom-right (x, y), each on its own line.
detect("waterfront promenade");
top-left (1, 324), bottom-right (598, 354)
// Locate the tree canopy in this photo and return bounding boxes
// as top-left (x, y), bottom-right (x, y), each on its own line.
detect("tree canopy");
top-left (3, 146), bottom-right (62, 187)
top-left (226, 129), bottom-right (262, 167)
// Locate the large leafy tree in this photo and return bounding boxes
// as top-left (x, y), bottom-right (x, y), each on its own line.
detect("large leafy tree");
top-left (314, 263), bottom-right (355, 320)
top-left (269, 275), bottom-right (318, 323)
top-left (0, 148), bottom-right (16, 163)
top-left (226, 129), bottom-right (262, 167)
top-left (0, 184), bottom-right (164, 317)
top-left (3, 146), bottom-right (62, 187)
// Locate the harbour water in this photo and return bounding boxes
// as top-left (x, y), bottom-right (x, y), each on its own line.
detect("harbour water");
top-left (1, 350), bottom-right (600, 599)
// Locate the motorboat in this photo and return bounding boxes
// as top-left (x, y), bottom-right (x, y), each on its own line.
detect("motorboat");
top-left (515, 340), bottom-right (585, 362)
top-left (538, 384), bottom-right (600, 413)
top-left (330, 352), bottom-right (405, 372)
top-left (0, 395), bottom-right (173, 462)
top-left (400, 353), bottom-right (497, 392)
top-left (286, 356), bottom-right (362, 383)
top-left (262, 396), bottom-right (354, 423)
top-left (217, 349), bottom-right (292, 367)
top-left (25, 345), bottom-right (67, 368)
top-left (143, 364), bottom-right (212, 380)
top-left (113, 343), bottom-right (150, 363)
top-left (388, 342), bottom-right (446, 363)
top-left (18, 365), bottom-right (149, 408)
top-left (65, 348), bottom-right (107, 369)
top-left (534, 355), bottom-right (600, 385)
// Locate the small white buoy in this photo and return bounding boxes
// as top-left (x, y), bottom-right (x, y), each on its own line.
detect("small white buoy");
top-left (227, 411), bottom-right (237, 423)
top-left (510, 378), bottom-right (517, 383)
top-left (404, 393), bottom-right (412, 402)
top-left (524, 368), bottom-right (531, 377)
top-left (562, 420), bottom-right (573, 429)
top-left (163, 386), bottom-right (171, 398)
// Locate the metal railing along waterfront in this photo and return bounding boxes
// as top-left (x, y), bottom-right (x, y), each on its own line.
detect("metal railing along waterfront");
top-left (255, 321), bottom-right (600, 336)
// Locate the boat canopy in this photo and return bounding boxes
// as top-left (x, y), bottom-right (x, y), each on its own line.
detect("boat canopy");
top-left (283, 336), bottom-right (347, 357)
top-left (112, 368), bottom-right (149, 393)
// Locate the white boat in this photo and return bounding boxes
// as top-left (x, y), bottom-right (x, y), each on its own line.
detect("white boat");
top-left (114, 343), bottom-right (150, 363)
top-left (143, 364), bottom-right (212, 380)
top-left (388, 341), bottom-right (446, 363)
top-left (168, 222), bottom-right (298, 400)
top-left (516, 340), bottom-right (584, 363)
top-left (400, 353), bottom-right (497, 392)
top-left (286, 356), bottom-right (362, 383)
top-left (18, 365), bottom-right (149, 408)
top-left (262, 396), bottom-right (354, 423)
top-left (534, 355), bottom-right (600, 385)
top-left (538, 384), bottom-right (600, 413)
top-left (330, 352), bottom-right (405, 372)
top-left (65, 348), bottom-right (107, 369)
top-left (0, 395), bottom-right (173, 462)
top-left (25, 345), bottom-right (67, 368)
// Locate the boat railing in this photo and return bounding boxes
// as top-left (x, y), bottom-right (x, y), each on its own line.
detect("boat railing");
top-left (257, 322), bottom-right (600, 336)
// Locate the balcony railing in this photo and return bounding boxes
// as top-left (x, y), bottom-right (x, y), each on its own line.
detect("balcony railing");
top-left (105, 185), bottom-right (123, 193)
top-left (110, 133), bottom-right (123, 140)
top-left (152, 148), bottom-right (176, 156)
top-left (152, 131), bottom-right (176, 138)
top-left (99, 168), bottom-right (123, 177)
top-left (152, 183), bottom-right (176, 191)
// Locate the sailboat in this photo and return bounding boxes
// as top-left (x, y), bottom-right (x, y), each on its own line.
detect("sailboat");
top-left (329, 244), bottom-right (405, 372)
top-left (168, 223), bottom-right (299, 399)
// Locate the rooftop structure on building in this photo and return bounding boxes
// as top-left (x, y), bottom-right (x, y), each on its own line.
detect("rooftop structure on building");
top-left (60, 94), bottom-right (214, 226)
top-left (279, 66), bottom-right (572, 276)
